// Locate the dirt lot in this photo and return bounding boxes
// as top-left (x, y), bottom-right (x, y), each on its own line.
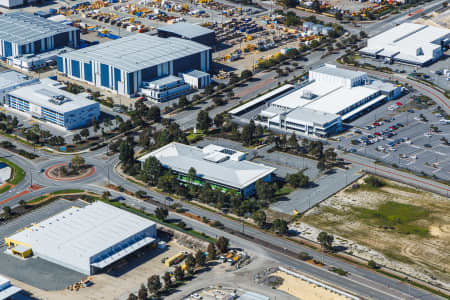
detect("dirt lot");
top-left (9, 240), bottom-right (191, 300)
top-left (293, 176), bottom-right (450, 289)
top-left (326, 0), bottom-right (376, 12)
top-left (273, 270), bottom-right (349, 300)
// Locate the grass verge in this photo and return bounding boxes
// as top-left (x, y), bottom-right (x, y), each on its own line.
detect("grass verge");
top-left (0, 157), bottom-right (26, 185)
top-left (50, 189), bottom-right (84, 195)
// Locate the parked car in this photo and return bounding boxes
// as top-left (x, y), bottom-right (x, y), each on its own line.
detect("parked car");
top-left (424, 144), bottom-right (432, 148)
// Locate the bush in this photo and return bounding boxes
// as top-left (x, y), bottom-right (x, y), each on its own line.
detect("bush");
top-left (368, 260), bottom-right (378, 269)
top-left (364, 176), bottom-right (385, 188)
top-left (298, 251), bottom-right (312, 261)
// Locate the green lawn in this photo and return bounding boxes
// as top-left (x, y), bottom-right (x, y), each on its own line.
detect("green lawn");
top-left (27, 195), bottom-right (48, 204)
top-left (0, 185), bottom-right (11, 194)
top-left (49, 189), bottom-right (84, 195)
top-left (0, 157), bottom-right (26, 185)
top-left (275, 185), bottom-right (293, 196)
top-left (354, 201), bottom-right (430, 237)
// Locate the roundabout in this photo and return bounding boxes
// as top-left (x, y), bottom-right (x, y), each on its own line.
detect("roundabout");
top-left (44, 163), bottom-right (96, 182)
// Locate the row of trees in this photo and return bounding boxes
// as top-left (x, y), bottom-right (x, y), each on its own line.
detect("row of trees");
top-left (127, 237), bottom-right (229, 300)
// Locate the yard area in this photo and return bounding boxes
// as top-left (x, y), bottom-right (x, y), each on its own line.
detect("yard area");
top-left (9, 240), bottom-right (190, 300)
top-left (294, 176), bottom-right (450, 288)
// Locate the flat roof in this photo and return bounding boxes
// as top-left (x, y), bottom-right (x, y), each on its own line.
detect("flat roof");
top-left (7, 202), bottom-right (156, 272)
top-left (183, 69), bottom-right (209, 78)
top-left (311, 64), bottom-right (366, 80)
top-left (0, 71), bottom-right (36, 90)
top-left (285, 107), bottom-right (340, 125)
top-left (138, 142), bottom-right (276, 189)
top-left (271, 81), bottom-right (340, 109)
top-left (60, 34), bottom-right (211, 73)
top-left (305, 85), bottom-right (379, 115)
top-left (157, 22), bottom-right (214, 39)
top-left (229, 84), bottom-right (294, 115)
top-left (147, 75), bottom-right (182, 86)
top-left (8, 78), bottom-right (99, 113)
top-left (0, 12), bottom-right (78, 46)
top-left (341, 94), bottom-right (386, 120)
top-left (362, 23), bottom-right (450, 64)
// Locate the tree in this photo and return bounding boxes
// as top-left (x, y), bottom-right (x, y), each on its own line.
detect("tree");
top-left (214, 114), bottom-right (224, 128)
top-left (240, 69), bottom-right (253, 80)
top-left (286, 172), bottom-right (309, 188)
top-left (255, 179), bottom-right (276, 201)
top-left (359, 31), bottom-right (368, 39)
top-left (155, 207), bottom-right (168, 221)
top-left (204, 84), bottom-right (214, 95)
top-left (325, 148), bottom-right (337, 162)
top-left (148, 106), bottom-right (161, 123)
top-left (288, 133), bottom-right (298, 149)
top-left (317, 158), bottom-right (326, 171)
top-left (207, 242), bottom-right (217, 260)
top-left (80, 128), bottom-right (90, 140)
top-left (119, 141), bottom-right (135, 167)
top-left (174, 266), bottom-right (184, 281)
top-left (141, 156), bottom-right (163, 185)
top-left (318, 231), bottom-right (334, 251)
top-left (273, 219), bottom-right (288, 234)
top-left (241, 120), bottom-right (256, 145)
top-left (252, 210), bottom-right (267, 228)
top-left (178, 95), bottom-right (189, 108)
top-left (195, 250), bottom-right (206, 267)
top-left (187, 167), bottom-right (197, 184)
top-left (196, 110), bottom-right (212, 132)
top-left (227, 90), bottom-right (235, 100)
top-left (185, 254), bottom-right (196, 273)
top-left (216, 236), bottom-right (229, 253)
top-left (368, 260), bottom-right (378, 269)
top-left (229, 73), bottom-right (239, 85)
top-left (147, 275), bottom-right (161, 295)
top-left (137, 284), bottom-right (148, 300)
top-left (128, 293), bottom-right (138, 300)
top-left (71, 154), bottom-right (85, 170)
top-left (73, 134), bottom-right (82, 144)
top-left (2, 206), bottom-right (11, 217)
top-left (102, 191), bottom-right (111, 201)
top-left (92, 116), bottom-right (99, 133)
top-left (162, 271), bottom-right (171, 289)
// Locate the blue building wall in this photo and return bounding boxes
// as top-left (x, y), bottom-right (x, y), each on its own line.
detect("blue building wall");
top-left (71, 60), bottom-right (80, 78)
top-left (57, 57), bottom-right (64, 72)
top-left (114, 68), bottom-right (121, 90)
top-left (100, 64), bottom-right (109, 88)
top-left (84, 62), bottom-right (92, 82)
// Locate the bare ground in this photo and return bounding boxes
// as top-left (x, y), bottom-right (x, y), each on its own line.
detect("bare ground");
top-left (291, 176), bottom-right (450, 289)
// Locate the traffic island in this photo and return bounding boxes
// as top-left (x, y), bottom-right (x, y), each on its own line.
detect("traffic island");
top-left (45, 163), bottom-right (95, 181)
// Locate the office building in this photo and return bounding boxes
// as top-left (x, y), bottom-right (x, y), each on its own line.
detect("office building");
top-left (180, 69), bottom-right (211, 89)
top-left (0, 71), bottom-right (38, 105)
top-left (0, 13), bottom-right (79, 58)
top-left (57, 34), bottom-right (211, 97)
top-left (141, 75), bottom-right (190, 102)
top-left (360, 23), bottom-right (450, 66)
top-left (6, 78), bottom-right (100, 129)
top-left (232, 64), bottom-right (401, 137)
top-left (138, 143), bottom-right (276, 198)
top-left (5, 201), bottom-right (157, 275)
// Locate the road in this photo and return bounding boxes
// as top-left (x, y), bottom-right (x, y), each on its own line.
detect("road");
top-left (0, 139), bottom-right (447, 299)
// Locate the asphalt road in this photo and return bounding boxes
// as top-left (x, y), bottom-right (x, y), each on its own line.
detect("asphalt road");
top-left (0, 141), bottom-right (447, 299)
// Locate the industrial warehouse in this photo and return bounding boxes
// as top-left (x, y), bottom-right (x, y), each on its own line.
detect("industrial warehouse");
top-left (138, 143), bottom-right (276, 198)
top-left (360, 23), bottom-right (450, 66)
top-left (6, 78), bottom-right (100, 129)
top-left (0, 12), bottom-right (79, 59)
top-left (57, 34), bottom-right (212, 97)
top-left (157, 22), bottom-right (216, 46)
top-left (4, 202), bottom-right (157, 275)
top-left (231, 64), bottom-right (401, 137)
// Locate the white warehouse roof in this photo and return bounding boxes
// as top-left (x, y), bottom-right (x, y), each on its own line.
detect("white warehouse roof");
top-left (138, 142), bottom-right (276, 189)
top-left (361, 23), bottom-right (450, 65)
top-left (0, 12), bottom-right (78, 46)
top-left (0, 71), bottom-right (37, 90)
top-left (6, 201), bottom-right (156, 274)
top-left (8, 78), bottom-right (99, 113)
top-left (60, 34), bottom-right (211, 73)
top-left (158, 22), bottom-right (214, 39)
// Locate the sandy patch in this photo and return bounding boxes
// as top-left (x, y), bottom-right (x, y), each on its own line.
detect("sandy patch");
top-left (295, 176), bottom-right (450, 289)
top-left (273, 271), bottom-right (350, 300)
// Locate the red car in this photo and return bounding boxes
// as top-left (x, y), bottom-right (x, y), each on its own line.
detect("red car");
top-left (373, 122), bottom-right (380, 126)
top-left (375, 132), bottom-right (381, 136)
top-left (396, 101), bottom-right (403, 106)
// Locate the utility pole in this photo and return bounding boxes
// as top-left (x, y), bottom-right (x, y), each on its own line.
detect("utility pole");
top-left (30, 168), bottom-right (32, 187)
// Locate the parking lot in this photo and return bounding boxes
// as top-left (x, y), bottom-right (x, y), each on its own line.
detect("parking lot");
top-left (333, 93), bottom-right (450, 181)
top-left (0, 200), bottom-right (88, 291)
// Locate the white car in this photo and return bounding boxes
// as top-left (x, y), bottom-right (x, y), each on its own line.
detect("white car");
top-left (191, 294), bottom-right (203, 299)
top-left (439, 119), bottom-right (450, 124)
top-left (424, 133), bottom-right (432, 137)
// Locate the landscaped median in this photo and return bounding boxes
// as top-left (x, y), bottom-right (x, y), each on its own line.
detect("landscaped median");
top-left (0, 157), bottom-right (26, 194)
